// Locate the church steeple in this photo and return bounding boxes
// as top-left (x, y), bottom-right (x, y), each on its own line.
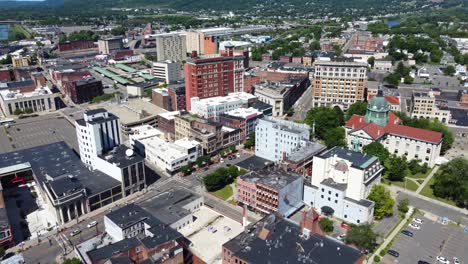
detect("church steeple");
top-left (364, 84), bottom-right (390, 126)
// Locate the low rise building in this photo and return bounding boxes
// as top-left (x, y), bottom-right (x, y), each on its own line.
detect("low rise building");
top-left (304, 147), bottom-right (382, 224)
top-left (346, 87), bottom-right (443, 167)
top-left (157, 111), bottom-right (180, 140)
top-left (167, 83), bottom-right (186, 111)
top-left (0, 86), bottom-right (57, 116)
top-left (63, 77), bottom-right (104, 104)
top-left (57, 40), bottom-right (97, 53)
top-left (190, 92), bottom-right (256, 119)
top-left (411, 91), bottom-right (451, 124)
top-left (373, 59), bottom-right (392, 72)
top-left (237, 168), bottom-right (303, 217)
top-left (133, 132), bottom-right (201, 174)
top-left (217, 107), bottom-right (263, 141)
top-left (254, 76), bottom-right (309, 116)
top-left (281, 141), bottom-right (327, 177)
top-left (126, 79), bottom-right (159, 98)
top-left (98, 36), bottom-right (124, 54)
top-left (222, 211), bottom-right (364, 264)
top-left (255, 117), bottom-right (310, 162)
top-left (12, 55), bottom-right (30, 68)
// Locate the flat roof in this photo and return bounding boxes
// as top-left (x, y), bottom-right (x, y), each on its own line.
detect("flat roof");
top-left (92, 99), bottom-right (167, 125)
top-left (319, 147), bottom-right (378, 169)
top-left (0, 142), bottom-right (120, 196)
top-left (236, 156), bottom-right (271, 171)
top-left (138, 188), bottom-right (202, 225)
top-left (0, 86), bottom-right (53, 101)
top-left (240, 168), bottom-right (302, 190)
top-left (287, 141), bottom-right (326, 162)
top-left (99, 145), bottom-right (144, 169)
top-left (223, 214), bottom-right (363, 264)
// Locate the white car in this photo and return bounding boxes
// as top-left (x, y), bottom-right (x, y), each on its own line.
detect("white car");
top-left (408, 223), bottom-right (421, 230)
top-left (87, 221), bottom-right (98, 228)
top-left (453, 257), bottom-right (460, 264)
top-left (413, 218), bottom-right (423, 224)
top-left (437, 256), bottom-right (450, 264)
top-left (337, 234), bottom-right (346, 241)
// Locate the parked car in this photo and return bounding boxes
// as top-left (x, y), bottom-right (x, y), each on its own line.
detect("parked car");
top-left (453, 257), bottom-right (460, 264)
top-left (69, 229), bottom-right (81, 237)
top-left (418, 261), bottom-right (430, 264)
top-left (387, 250), bottom-right (399, 258)
top-left (413, 218), bottom-right (424, 224)
top-left (408, 223), bottom-right (421, 229)
top-left (337, 234), bottom-right (346, 241)
top-left (436, 256), bottom-right (450, 264)
top-left (401, 230), bottom-right (413, 237)
top-left (87, 221), bottom-right (98, 228)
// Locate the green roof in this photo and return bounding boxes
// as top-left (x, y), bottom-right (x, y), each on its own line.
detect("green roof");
top-left (93, 67), bottom-right (130, 85)
top-left (115, 64), bottom-right (137, 73)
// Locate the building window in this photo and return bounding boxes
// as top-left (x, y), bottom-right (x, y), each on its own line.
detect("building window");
top-left (344, 214), bottom-right (347, 218)
top-left (327, 197), bottom-right (331, 201)
top-left (357, 220), bottom-right (360, 224)
top-left (335, 200), bottom-right (337, 204)
top-left (321, 188), bottom-right (324, 192)
top-left (335, 193), bottom-right (338, 197)
top-left (328, 191), bottom-right (331, 194)
top-left (321, 195), bottom-right (324, 199)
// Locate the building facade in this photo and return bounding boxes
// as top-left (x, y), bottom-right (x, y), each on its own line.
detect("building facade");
top-left (255, 117), bottom-right (310, 162)
top-left (75, 109), bottom-right (122, 168)
top-left (345, 87), bottom-right (443, 167)
top-left (63, 77), bottom-right (104, 104)
top-left (254, 76), bottom-right (310, 116)
top-left (155, 33), bottom-right (187, 61)
top-left (237, 168), bottom-right (304, 217)
top-left (303, 147), bottom-right (382, 224)
top-left (410, 91), bottom-right (451, 124)
top-left (152, 60), bottom-right (182, 84)
top-left (184, 47), bottom-right (245, 110)
top-left (313, 59), bottom-right (367, 110)
top-left (0, 86), bottom-right (57, 116)
top-left (98, 37), bottom-right (124, 54)
top-left (190, 92), bottom-right (256, 119)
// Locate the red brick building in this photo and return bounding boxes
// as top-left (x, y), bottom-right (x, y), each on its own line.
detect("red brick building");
top-left (243, 75), bottom-right (260, 94)
top-left (184, 47), bottom-right (245, 110)
top-left (203, 35), bottom-right (218, 55)
top-left (168, 83), bottom-right (186, 111)
top-left (0, 69), bottom-right (11, 82)
top-left (63, 77), bottom-right (104, 104)
top-left (57, 40), bottom-right (97, 52)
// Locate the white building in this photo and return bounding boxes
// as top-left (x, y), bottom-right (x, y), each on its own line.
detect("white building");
top-left (152, 60), bottom-right (182, 84)
top-left (131, 125), bottom-right (201, 174)
top-left (373, 59), bottom-right (392, 72)
top-left (75, 109), bottom-right (122, 168)
top-left (190, 92), bottom-right (256, 119)
top-left (0, 86), bottom-right (57, 117)
top-left (303, 147), bottom-right (382, 224)
top-left (155, 33), bottom-right (187, 61)
top-left (345, 88), bottom-right (443, 167)
top-left (255, 116), bottom-right (310, 162)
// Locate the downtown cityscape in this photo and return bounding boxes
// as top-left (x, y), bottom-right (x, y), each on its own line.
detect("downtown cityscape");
top-left (0, 0), bottom-right (467, 263)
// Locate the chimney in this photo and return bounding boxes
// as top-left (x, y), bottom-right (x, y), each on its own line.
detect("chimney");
top-left (191, 50), bottom-right (198, 58)
top-left (377, 130), bottom-right (380, 136)
top-left (225, 44), bottom-right (234, 57)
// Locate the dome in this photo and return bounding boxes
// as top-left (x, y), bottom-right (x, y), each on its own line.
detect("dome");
top-left (364, 84), bottom-right (390, 127)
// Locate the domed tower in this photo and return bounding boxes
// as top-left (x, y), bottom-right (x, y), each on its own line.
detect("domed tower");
top-left (364, 85), bottom-right (390, 126)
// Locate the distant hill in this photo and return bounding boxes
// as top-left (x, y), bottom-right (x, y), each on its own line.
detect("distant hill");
top-left (0, 0), bottom-right (64, 8)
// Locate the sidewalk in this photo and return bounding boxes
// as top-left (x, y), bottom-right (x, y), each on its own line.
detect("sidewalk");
top-left (368, 207), bottom-right (413, 264)
top-left (6, 189), bottom-right (146, 254)
top-left (415, 165), bottom-right (439, 193)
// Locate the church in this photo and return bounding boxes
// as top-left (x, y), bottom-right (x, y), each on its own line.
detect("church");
top-left (345, 86), bottom-right (443, 167)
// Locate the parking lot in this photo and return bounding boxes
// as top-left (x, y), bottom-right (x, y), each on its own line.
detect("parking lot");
top-left (0, 114), bottom-right (78, 154)
top-left (384, 216), bottom-right (468, 264)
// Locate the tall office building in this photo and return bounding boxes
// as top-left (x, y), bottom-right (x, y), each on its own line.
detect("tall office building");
top-left (184, 46), bottom-right (245, 110)
top-left (98, 36), bottom-right (124, 54)
top-left (313, 59), bottom-right (367, 110)
top-left (76, 109), bottom-right (122, 168)
top-left (155, 33), bottom-right (187, 61)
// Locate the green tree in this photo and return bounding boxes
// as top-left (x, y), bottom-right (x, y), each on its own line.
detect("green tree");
top-left (24, 108), bottom-right (33, 114)
top-left (304, 106), bottom-right (344, 139)
top-left (384, 154), bottom-right (408, 181)
top-left (244, 133), bottom-right (255, 149)
top-left (367, 56), bottom-right (375, 68)
top-left (384, 73), bottom-right (400, 86)
top-left (319, 218), bottom-right (334, 233)
top-left (362, 142), bottom-right (390, 163)
top-left (111, 26), bottom-right (128, 36)
top-left (0, 55), bottom-right (12, 65)
top-left (324, 127), bottom-right (346, 148)
top-left (286, 107), bottom-right (294, 116)
top-left (403, 75), bottom-right (413, 84)
top-left (63, 258), bottom-right (81, 264)
top-left (408, 160), bottom-right (422, 175)
top-left (310, 40), bottom-right (321, 50)
top-left (346, 101), bottom-right (368, 120)
top-left (368, 185), bottom-right (395, 219)
top-left (432, 157), bottom-right (468, 208)
top-left (13, 108), bottom-right (23, 115)
top-left (398, 198), bottom-right (409, 213)
top-left (345, 224), bottom-right (378, 251)
top-left (430, 49), bottom-right (443, 63)
top-left (443, 65), bottom-right (455, 76)
top-left (195, 155), bottom-right (211, 167)
top-left (180, 162), bottom-right (192, 175)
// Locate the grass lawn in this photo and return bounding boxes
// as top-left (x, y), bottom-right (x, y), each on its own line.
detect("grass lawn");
top-left (420, 177), bottom-right (456, 206)
top-left (211, 185), bottom-right (233, 201)
top-left (406, 167), bottom-right (432, 179)
top-left (390, 179), bottom-right (419, 191)
top-left (9, 24), bottom-right (32, 40)
top-left (416, 179), bottom-right (425, 185)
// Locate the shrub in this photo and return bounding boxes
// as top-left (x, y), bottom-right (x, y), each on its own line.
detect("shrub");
top-left (374, 256), bottom-right (381, 263)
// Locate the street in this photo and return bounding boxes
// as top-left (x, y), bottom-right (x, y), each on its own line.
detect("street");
top-left (292, 84), bottom-right (314, 121)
